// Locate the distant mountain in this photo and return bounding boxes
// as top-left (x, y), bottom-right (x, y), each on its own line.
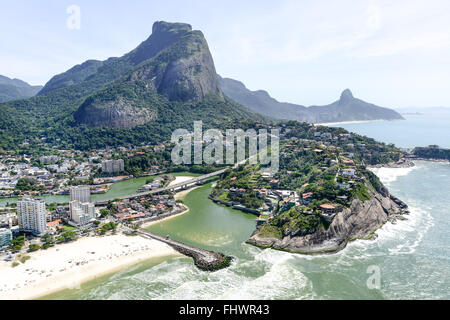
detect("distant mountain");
top-left (219, 77), bottom-right (404, 123)
top-left (0, 21), bottom-right (265, 150)
top-left (37, 60), bottom-right (104, 96)
top-left (308, 89), bottom-right (404, 123)
top-left (0, 75), bottom-right (42, 102)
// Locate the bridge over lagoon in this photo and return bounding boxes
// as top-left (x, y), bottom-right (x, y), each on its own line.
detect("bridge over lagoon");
top-left (94, 169), bottom-right (226, 206)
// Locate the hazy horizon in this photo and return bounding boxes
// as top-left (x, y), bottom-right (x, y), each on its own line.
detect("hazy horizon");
top-left (1, 0), bottom-right (449, 108)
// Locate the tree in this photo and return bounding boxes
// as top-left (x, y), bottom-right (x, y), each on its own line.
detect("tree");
top-left (100, 209), bottom-right (110, 218)
top-left (58, 231), bottom-right (78, 243)
top-left (28, 244), bottom-right (40, 252)
top-left (9, 236), bottom-right (26, 252)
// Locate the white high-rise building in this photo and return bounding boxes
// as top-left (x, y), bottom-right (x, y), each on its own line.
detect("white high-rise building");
top-left (0, 228), bottom-right (12, 248)
top-left (17, 198), bottom-right (47, 236)
top-left (69, 201), bottom-right (96, 225)
top-left (101, 159), bottom-right (124, 174)
top-left (70, 186), bottom-right (91, 203)
top-left (69, 186), bottom-right (96, 225)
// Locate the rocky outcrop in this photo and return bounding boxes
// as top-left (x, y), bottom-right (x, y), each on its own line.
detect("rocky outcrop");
top-left (74, 97), bottom-right (156, 129)
top-left (74, 22), bottom-right (224, 128)
top-left (247, 193), bottom-right (406, 254)
top-left (130, 30), bottom-right (223, 102)
top-left (127, 21), bottom-right (193, 65)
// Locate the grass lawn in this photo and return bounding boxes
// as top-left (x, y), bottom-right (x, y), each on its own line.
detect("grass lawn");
top-left (61, 225), bottom-right (77, 232)
top-left (216, 191), bottom-right (229, 202)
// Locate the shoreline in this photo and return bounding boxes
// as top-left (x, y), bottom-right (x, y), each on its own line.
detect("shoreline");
top-left (140, 176), bottom-right (200, 227)
top-left (247, 162), bottom-right (410, 255)
top-left (0, 176), bottom-right (200, 300)
top-left (410, 157), bottom-right (450, 164)
top-left (140, 186), bottom-right (199, 228)
top-left (314, 119), bottom-right (391, 126)
top-left (0, 234), bottom-right (180, 300)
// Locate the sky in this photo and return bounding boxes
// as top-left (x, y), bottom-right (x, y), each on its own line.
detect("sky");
top-left (1, 0), bottom-right (449, 108)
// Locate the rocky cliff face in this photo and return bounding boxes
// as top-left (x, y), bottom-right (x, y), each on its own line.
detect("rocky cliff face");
top-left (130, 30), bottom-right (223, 103)
top-left (75, 97), bottom-right (157, 129)
top-left (247, 193), bottom-right (406, 254)
top-left (75, 22), bottom-right (223, 128)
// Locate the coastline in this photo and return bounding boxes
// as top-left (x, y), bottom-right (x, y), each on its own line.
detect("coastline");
top-left (140, 187), bottom-right (199, 228)
top-left (314, 119), bottom-right (388, 126)
top-left (140, 176), bottom-right (199, 227)
top-left (247, 162), bottom-right (410, 255)
top-left (0, 234), bottom-right (180, 300)
top-left (0, 176), bottom-right (200, 300)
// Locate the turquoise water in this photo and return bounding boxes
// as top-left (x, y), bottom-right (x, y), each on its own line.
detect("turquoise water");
top-left (331, 113), bottom-right (450, 148)
top-left (31, 116), bottom-right (450, 300)
top-left (45, 162), bottom-right (450, 299)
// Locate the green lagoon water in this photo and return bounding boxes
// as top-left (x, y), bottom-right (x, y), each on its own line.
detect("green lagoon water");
top-left (0, 172), bottom-right (201, 207)
top-left (0, 176), bottom-right (149, 207)
top-left (44, 162), bottom-right (450, 299)
top-left (36, 115), bottom-right (450, 300)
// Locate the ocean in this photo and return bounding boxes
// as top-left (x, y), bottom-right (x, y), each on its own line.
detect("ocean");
top-left (43, 112), bottom-right (450, 300)
top-left (330, 112), bottom-right (450, 148)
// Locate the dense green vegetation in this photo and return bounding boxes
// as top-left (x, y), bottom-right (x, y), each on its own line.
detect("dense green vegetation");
top-left (9, 235), bottom-right (25, 252)
top-left (28, 244), bottom-right (40, 252)
top-left (413, 146), bottom-right (450, 161)
top-left (211, 164), bottom-right (266, 209)
top-left (15, 178), bottom-right (45, 192)
top-left (259, 206), bottom-right (324, 239)
top-left (56, 231), bottom-right (78, 243)
top-left (0, 22), bottom-right (265, 153)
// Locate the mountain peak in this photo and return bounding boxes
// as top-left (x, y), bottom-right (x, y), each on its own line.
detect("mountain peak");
top-left (152, 21), bottom-right (192, 35)
top-left (341, 89), bottom-right (353, 99)
top-left (339, 89), bottom-right (354, 104)
top-left (128, 21), bottom-right (193, 65)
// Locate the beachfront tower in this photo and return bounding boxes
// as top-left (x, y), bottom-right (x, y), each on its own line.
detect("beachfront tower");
top-left (69, 186), bottom-right (95, 225)
top-left (0, 228), bottom-right (12, 248)
top-left (17, 198), bottom-right (47, 236)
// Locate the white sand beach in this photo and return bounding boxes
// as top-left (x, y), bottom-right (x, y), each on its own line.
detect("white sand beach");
top-left (170, 176), bottom-right (200, 201)
top-left (314, 119), bottom-right (389, 126)
top-left (0, 234), bottom-right (179, 300)
top-left (169, 175), bottom-right (196, 186)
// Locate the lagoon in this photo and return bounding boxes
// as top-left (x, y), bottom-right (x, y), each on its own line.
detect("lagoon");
top-left (42, 162), bottom-right (450, 300)
top-left (0, 171), bottom-right (201, 207)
